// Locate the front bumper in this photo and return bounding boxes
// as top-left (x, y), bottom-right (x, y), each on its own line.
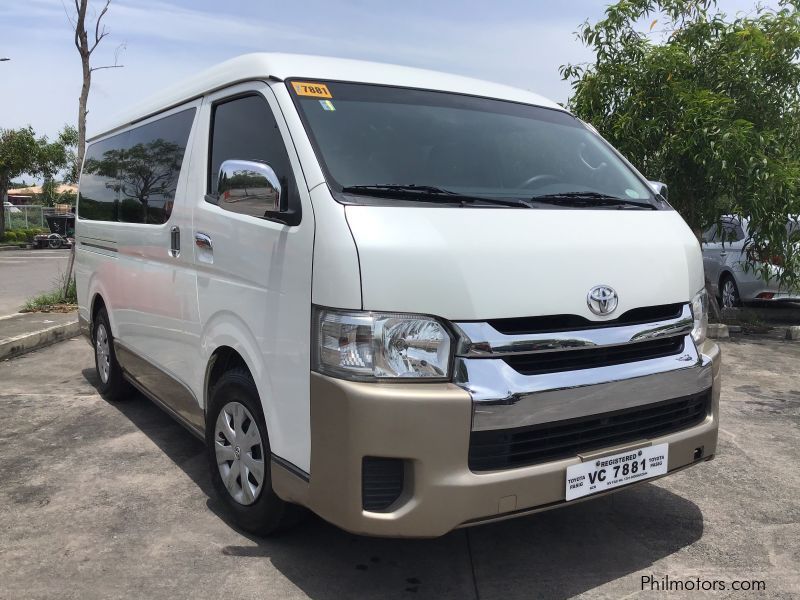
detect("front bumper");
top-left (273, 340), bottom-right (721, 538)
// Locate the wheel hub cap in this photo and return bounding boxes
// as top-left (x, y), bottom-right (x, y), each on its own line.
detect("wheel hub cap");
top-left (214, 401), bottom-right (265, 505)
top-left (95, 324), bottom-right (111, 384)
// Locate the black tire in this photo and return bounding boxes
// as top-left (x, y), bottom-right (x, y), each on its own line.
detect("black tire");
top-left (206, 367), bottom-right (303, 536)
top-left (92, 307), bottom-right (131, 401)
top-left (719, 274), bottom-right (742, 309)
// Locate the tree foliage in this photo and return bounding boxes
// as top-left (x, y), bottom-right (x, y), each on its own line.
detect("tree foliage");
top-left (561, 0), bottom-right (800, 287)
top-left (0, 125), bottom-right (77, 236)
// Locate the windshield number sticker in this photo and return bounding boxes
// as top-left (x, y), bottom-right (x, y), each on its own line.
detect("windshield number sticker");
top-left (292, 82), bottom-right (332, 98)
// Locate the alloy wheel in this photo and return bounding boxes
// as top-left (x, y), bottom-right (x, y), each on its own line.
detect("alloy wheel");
top-left (721, 279), bottom-right (739, 309)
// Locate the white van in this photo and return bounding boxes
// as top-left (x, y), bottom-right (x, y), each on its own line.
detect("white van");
top-left (76, 53), bottom-right (720, 537)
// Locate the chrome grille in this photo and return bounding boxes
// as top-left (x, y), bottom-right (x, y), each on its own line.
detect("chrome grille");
top-left (502, 336), bottom-right (685, 376)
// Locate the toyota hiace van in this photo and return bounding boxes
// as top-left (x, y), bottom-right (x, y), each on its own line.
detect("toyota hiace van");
top-left (76, 53), bottom-right (719, 537)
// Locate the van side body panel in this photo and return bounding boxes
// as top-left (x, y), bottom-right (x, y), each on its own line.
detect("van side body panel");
top-left (190, 82), bottom-right (315, 473)
top-left (111, 102), bottom-right (203, 418)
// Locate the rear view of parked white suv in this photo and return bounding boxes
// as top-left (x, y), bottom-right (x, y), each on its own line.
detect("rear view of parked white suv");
top-left (702, 215), bottom-right (800, 307)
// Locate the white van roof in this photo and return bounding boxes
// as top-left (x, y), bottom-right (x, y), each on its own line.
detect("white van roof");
top-left (89, 53), bottom-right (566, 140)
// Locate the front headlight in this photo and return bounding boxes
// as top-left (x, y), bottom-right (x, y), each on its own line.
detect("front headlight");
top-left (690, 288), bottom-right (708, 345)
top-left (313, 307), bottom-right (453, 381)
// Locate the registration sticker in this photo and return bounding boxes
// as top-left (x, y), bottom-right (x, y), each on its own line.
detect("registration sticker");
top-left (565, 443), bottom-right (669, 501)
top-left (291, 81), bottom-right (332, 98)
top-left (319, 99), bottom-right (336, 111)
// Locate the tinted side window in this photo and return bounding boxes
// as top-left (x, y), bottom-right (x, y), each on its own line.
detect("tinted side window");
top-left (721, 221), bottom-right (745, 243)
top-left (208, 95), bottom-right (296, 206)
top-left (702, 225), bottom-right (718, 243)
top-left (79, 108), bottom-right (195, 224)
top-left (117, 108), bottom-right (195, 224)
top-left (79, 135), bottom-right (122, 221)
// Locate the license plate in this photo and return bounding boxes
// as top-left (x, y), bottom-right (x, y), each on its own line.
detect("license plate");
top-left (565, 443), bottom-right (669, 501)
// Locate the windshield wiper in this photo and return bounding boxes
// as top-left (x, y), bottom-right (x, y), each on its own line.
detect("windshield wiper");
top-left (341, 184), bottom-right (533, 208)
top-left (530, 191), bottom-right (656, 210)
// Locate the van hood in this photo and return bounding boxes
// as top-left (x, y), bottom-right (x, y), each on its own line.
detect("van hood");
top-left (344, 205), bottom-right (703, 321)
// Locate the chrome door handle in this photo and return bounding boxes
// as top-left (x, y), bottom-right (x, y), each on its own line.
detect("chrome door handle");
top-left (194, 232), bottom-right (213, 250)
top-left (169, 226), bottom-right (180, 257)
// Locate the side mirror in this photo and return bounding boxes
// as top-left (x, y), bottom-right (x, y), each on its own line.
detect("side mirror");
top-left (207, 159), bottom-right (281, 217)
top-left (648, 180), bottom-right (668, 201)
top-left (206, 159), bottom-right (299, 225)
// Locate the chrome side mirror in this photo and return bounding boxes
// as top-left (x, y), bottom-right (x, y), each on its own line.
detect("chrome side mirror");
top-left (648, 180), bottom-right (668, 201)
top-left (208, 159), bottom-right (282, 218)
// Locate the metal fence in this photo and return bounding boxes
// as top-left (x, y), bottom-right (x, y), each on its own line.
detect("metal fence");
top-left (4, 205), bottom-right (63, 230)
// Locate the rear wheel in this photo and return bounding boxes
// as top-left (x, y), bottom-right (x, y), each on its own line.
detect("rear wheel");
top-left (93, 308), bottom-right (131, 400)
top-left (206, 368), bottom-right (302, 535)
top-left (719, 274), bottom-right (741, 309)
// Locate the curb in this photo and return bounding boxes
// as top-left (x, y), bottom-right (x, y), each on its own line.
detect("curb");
top-left (708, 323), bottom-right (729, 339)
top-left (0, 244), bottom-right (31, 252)
top-left (0, 321), bottom-right (80, 361)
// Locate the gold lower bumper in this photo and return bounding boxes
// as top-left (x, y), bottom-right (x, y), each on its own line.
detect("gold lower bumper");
top-left (274, 341), bottom-right (721, 538)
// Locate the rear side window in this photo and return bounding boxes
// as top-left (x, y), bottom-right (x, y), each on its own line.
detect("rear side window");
top-left (208, 95), bottom-right (296, 203)
top-left (79, 108), bottom-right (195, 224)
top-left (78, 136), bottom-right (121, 221)
top-left (721, 221), bottom-right (745, 243)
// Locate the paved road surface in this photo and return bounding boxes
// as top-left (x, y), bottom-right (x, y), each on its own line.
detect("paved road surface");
top-left (0, 337), bottom-right (798, 599)
top-left (0, 249), bottom-right (70, 315)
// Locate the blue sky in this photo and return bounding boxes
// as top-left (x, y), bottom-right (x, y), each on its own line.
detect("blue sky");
top-left (1, 0), bottom-right (760, 144)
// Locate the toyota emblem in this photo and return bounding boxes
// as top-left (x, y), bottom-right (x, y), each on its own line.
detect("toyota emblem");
top-left (587, 285), bottom-right (618, 316)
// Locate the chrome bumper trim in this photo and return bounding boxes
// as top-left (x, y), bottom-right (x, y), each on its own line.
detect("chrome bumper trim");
top-left (453, 305), bottom-right (692, 357)
top-left (455, 335), bottom-right (712, 431)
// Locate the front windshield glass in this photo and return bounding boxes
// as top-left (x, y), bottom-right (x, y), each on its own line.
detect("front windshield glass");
top-left (289, 80), bottom-right (658, 208)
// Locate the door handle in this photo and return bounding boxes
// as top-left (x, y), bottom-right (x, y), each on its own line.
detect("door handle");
top-left (169, 226), bottom-right (180, 257)
top-left (194, 232), bottom-right (213, 250)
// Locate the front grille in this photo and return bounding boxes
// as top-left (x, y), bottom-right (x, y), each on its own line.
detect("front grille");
top-left (362, 457), bottom-right (404, 512)
top-left (487, 303), bottom-right (683, 335)
top-left (503, 336), bottom-right (685, 376)
top-left (469, 390), bottom-right (711, 472)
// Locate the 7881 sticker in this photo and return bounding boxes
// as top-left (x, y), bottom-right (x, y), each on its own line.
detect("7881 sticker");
top-left (291, 81), bottom-right (332, 98)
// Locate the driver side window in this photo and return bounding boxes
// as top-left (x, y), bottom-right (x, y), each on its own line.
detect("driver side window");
top-left (207, 94), bottom-right (297, 213)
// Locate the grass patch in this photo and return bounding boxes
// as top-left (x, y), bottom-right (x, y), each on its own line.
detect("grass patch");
top-left (21, 272), bottom-right (77, 313)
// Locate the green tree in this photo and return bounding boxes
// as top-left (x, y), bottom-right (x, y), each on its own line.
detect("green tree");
top-left (561, 0), bottom-right (800, 287)
top-left (0, 126), bottom-right (76, 237)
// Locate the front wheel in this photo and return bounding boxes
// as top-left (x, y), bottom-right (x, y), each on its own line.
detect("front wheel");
top-left (206, 368), bottom-right (302, 535)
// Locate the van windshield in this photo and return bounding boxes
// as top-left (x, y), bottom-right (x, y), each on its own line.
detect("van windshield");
top-left (289, 80), bottom-right (659, 209)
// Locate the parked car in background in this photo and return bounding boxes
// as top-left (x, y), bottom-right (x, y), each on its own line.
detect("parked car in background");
top-left (702, 215), bottom-right (800, 308)
top-left (3, 201), bottom-right (21, 214)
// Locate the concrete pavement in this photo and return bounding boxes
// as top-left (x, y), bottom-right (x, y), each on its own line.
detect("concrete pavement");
top-left (0, 337), bottom-right (798, 599)
top-left (0, 311), bottom-right (79, 360)
top-left (0, 248), bottom-right (70, 315)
